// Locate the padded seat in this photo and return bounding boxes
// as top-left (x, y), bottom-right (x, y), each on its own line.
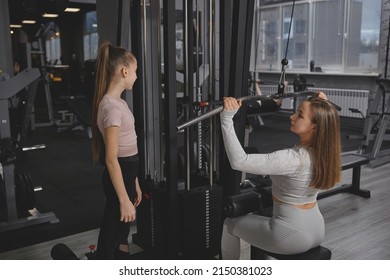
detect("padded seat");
top-left (251, 245), bottom-right (332, 260)
top-left (224, 192), bottom-right (332, 260)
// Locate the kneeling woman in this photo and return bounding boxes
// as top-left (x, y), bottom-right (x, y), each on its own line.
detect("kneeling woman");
top-left (220, 93), bottom-right (341, 259)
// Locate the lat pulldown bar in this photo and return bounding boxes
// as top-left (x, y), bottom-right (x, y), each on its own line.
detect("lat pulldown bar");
top-left (177, 91), bottom-right (316, 131)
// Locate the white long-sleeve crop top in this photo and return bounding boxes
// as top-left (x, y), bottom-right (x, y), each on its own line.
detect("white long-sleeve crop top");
top-left (220, 109), bottom-right (319, 205)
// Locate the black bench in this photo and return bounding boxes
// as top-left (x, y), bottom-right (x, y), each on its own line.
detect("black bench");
top-left (251, 245), bottom-right (332, 260)
top-left (318, 153), bottom-right (370, 199)
top-left (57, 96), bottom-right (92, 138)
top-left (66, 97), bottom-right (92, 127)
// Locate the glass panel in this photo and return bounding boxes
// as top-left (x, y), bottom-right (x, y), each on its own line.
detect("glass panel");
top-left (90, 33), bottom-right (99, 59)
top-left (45, 40), bottom-right (51, 63)
top-left (43, 22), bottom-right (61, 64)
top-left (282, 3), bottom-right (309, 69)
top-left (54, 38), bottom-right (60, 63)
top-left (313, 0), bottom-right (345, 70)
top-left (45, 37), bottom-right (61, 64)
top-left (84, 11), bottom-right (97, 34)
top-left (255, 7), bottom-right (280, 71)
top-left (83, 35), bottom-right (90, 61)
top-left (83, 11), bottom-right (98, 61)
top-left (346, 0), bottom-right (380, 72)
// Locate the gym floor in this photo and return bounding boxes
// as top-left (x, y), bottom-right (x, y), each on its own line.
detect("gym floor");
top-left (1, 113), bottom-right (389, 259)
top-left (1, 161), bottom-right (389, 260)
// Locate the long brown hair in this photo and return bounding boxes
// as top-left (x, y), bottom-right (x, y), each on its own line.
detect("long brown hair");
top-left (307, 97), bottom-right (342, 190)
top-left (91, 41), bottom-right (137, 163)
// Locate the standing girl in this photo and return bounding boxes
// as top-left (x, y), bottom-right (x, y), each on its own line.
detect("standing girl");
top-left (220, 92), bottom-right (341, 259)
top-left (91, 41), bottom-right (142, 259)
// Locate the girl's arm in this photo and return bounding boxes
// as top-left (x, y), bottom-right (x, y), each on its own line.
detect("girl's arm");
top-left (134, 177), bottom-right (142, 207)
top-left (104, 126), bottom-right (136, 222)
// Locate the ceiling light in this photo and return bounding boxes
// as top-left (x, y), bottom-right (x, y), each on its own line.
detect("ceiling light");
top-left (10, 24), bottom-right (22, 28)
top-left (10, 30), bottom-right (14, 34)
top-left (22, 20), bottom-right (36, 24)
top-left (43, 13), bottom-right (59, 18)
top-left (92, 23), bottom-right (98, 28)
top-left (65, 8), bottom-right (80, 12)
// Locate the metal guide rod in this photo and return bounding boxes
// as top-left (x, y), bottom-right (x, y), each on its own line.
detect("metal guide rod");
top-left (196, 0), bottom-right (202, 172)
top-left (184, 0), bottom-right (191, 190)
top-left (209, 0), bottom-right (215, 186)
top-left (22, 144), bottom-right (46, 151)
top-left (142, 0), bottom-right (151, 176)
top-left (176, 91), bottom-right (316, 131)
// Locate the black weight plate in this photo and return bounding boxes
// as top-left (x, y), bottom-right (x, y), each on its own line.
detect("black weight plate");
top-left (15, 171), bottom-right (29, 217)
top-left (22, 172), bottom-right (35, 210)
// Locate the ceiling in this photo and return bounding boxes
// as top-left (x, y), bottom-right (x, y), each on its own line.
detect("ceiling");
top-left (8, 0), bottom-right (96, 27)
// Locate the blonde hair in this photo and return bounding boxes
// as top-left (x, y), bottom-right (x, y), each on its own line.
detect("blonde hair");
top-left (91, 41), bottom-right (137, 163)
top-left (306, 97), bottom-right (342, 190)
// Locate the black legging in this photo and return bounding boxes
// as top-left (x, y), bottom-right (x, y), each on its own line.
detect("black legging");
top-left (96, 155), bottom-right (139, 260)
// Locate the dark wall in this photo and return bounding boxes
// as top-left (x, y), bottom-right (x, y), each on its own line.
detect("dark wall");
top-left (0, 0), bottom-right (13, 75)
top-left (58, 12), bottom-right (85, 68)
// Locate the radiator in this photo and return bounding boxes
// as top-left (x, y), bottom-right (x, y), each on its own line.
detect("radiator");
top-left (258, 85), bottom-right (369, 118)
top-left (308, 87), bottom-right (369, 118)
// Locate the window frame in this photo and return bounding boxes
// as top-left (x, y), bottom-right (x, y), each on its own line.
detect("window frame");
top-left (251, 0), bottom-right (381, 74)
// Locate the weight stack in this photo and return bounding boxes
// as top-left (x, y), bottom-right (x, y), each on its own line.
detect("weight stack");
top-left (178, 184), bottom-right (223, 259)
top-left (133, 182), bottom-right (165, 258)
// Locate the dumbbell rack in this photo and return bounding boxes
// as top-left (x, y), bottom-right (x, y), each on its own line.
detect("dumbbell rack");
top-left (0, 68), bottom-right (58, 233)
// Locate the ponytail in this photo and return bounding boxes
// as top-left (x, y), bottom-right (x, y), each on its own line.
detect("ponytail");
top-left (91, 42), bottom-right (110, 163)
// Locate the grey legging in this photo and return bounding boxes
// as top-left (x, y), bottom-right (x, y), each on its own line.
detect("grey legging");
top-left (221, 201), bottom-right (325, 259)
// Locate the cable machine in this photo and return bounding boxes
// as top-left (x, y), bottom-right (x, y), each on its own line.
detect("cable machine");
top-left (132, 0), bottom-right (224, 259)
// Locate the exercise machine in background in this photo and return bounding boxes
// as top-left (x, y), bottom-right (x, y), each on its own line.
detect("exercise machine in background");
top-left (347, 11), bottom-right (390, 168)
top-left (26, 23), bottom-right (59, 129)
top-left (0, 68), bottom-right (58, 233)
top-left (352, 79), bottom-right (390, 167)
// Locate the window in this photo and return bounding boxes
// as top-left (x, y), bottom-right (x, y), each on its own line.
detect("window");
top-left (251, 0), bottom-right (381, 73)
top-left (44, 22), bottom-right (61, 64)
top-left (83, 11), bottom-right (98, 61)
top-left (252, 7), bottom-right (281, 71)
top-left (313, 0), bottom-right (344, 70)
top-left (283, 3), bottom-right (309, 69)
top-left (296, 20), bottom-right (306, 34)
top-left (346, 0), bottom-right (381, 71)
top-left (45, 36), bottom-right (61, 64)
